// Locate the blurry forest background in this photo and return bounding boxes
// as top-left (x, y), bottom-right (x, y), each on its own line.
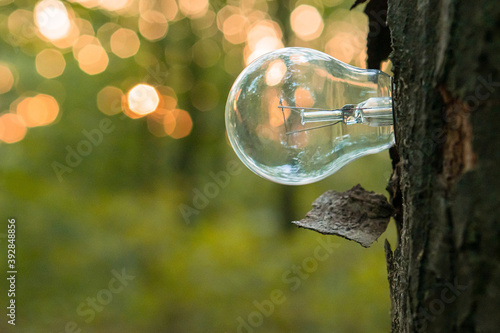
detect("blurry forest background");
top-left (0, 0), bottom-right (396, 332)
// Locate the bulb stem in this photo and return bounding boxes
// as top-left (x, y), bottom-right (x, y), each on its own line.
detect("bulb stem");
top-left (355, 97), bottom-right (393, 127)
top-left (301, 109), bottom-right (343, 125)
top-left (298, 97), bottom-right (393, 127)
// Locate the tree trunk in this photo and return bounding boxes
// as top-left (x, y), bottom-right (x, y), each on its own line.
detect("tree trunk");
top-left (385, 0), bottom-right (500, 332)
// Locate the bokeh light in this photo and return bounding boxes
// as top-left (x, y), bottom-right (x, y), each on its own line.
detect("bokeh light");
top-left (323, 11), bottom-right (368, 67)
top-left (147, 108), bottom-right (170, 137)
top-left (0, 64), bottom-right (14, 94)
top-left (16, 94), bottom-right (59, 127)
top-left (157, 85), bottom-right (178, 110)
top-left (160, 0), bottom-right (179, 21)
top-left (34, 0), bottom-right (71, 41)
top-left (139, 11), bottom-right (168, 41)
top-left (77, 44), bottom-right (109, 75)
top-left (36, 49), bottom-right (66, 79)
top-left (291, 5), bottom-right (324, 41)
top-left (178, 0), bottom-right (208, 18)
top-left (294, 88), bottom-right (315, 108)
top-left (265, 59), bottom-right (287, 86)
top-left (126, 84), bottom-right (160, 117)
top-left (222, 14), bottom-right (248, 44)
top-left (324, 29), bottom-right (367, 66)
top-left (97, 86), bottom-right (123, 115)
top-left (164, 109), bottom-right (192, 139)
top-left (143, 86), bottom-right (193, 139)
top-left (146, 85), bottom-right (179, 137)
top-left (245, 20), bottom-right (284, 65)
top-left (99, 0), bottom-right (131, 12)
top-left (0, 2), bottom-right (394, 332)
top-left (73, 35), bottom-right (100, 60)
top-left (50, 19), bottom-right (80, 49)
top-left (110, 28), bottom-right (141, 58)
top-left (74, 18), bottom-right (94, 36)
top-left (0, 113), bottom-right (27, 143)
top-left (97, 22), bottom-right (120, 52)
top-left (8, 9), bottom-right (36, 47)
top-left (1, 0), bottom-right (371, 141)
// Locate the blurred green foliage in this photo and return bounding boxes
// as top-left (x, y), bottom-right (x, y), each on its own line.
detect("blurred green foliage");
top-left (0, 0), bottom-right (395, 331)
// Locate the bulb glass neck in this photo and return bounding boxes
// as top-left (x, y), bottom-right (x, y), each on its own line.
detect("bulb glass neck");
top-left (296, 96), bottom-right (393, 128)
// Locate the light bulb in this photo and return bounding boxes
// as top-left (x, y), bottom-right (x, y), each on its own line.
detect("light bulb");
top-left (225, 47), bottom-right (394, 185)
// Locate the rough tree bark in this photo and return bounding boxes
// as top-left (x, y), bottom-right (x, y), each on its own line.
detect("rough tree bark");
top-left (386, 0), bottom-right (500, 332)
top-left (295, 1), bottom-right (499, 331)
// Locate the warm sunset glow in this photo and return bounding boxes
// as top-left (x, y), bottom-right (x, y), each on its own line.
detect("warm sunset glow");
top-left (0, 113), bottom-right (27, 143)
top-left (77, 44), bottom-right (109, 75)
top-left (110, 28), bottom-right (140, 58)
top-left (97, 86), bottom-right (123, 115)
top-left (0, 0), bottom-right (369, 145)
top-left (290, 5), bottom-right (324, 41)
top-left (0, 65), bottom-right (14, 94)
top-left (16, 94), bottom-right (59, 127)
top-left (265, 59), bottom-right (287, 86)
top-left (36, 49), bottom-right (66, 79)
top-left (127, 84), bottom-right (160, 116)
top-left (34, 0), bottom-right (71, 41)
top-left (178, 0), bottom-right (208, 18)
top-left (139, 11), bottom-right (168, 41)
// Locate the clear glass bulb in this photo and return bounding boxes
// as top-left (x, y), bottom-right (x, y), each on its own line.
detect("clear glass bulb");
top-left (225, 47), bottom-right (394, 185)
